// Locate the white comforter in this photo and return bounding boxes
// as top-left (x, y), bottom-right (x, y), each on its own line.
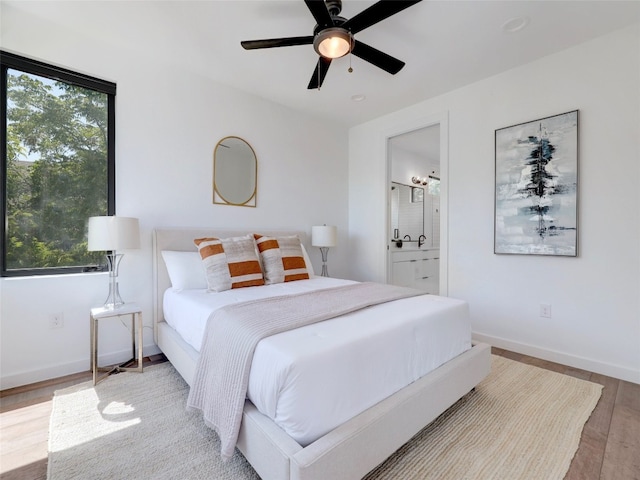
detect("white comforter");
top-left (164, 277), bottom-right (471, 446)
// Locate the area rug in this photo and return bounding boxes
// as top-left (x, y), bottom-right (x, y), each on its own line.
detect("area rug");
top-left (48, 355), bottom-right (602, 480)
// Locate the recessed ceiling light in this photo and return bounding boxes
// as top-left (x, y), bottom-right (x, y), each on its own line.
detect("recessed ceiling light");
top-left (351, 94), bottom-right (366, 102)
top-left (502, 16), bottom-right (530, 34)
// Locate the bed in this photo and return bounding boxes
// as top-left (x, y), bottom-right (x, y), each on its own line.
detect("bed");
top-left (152, 227), bottom-right (491, 480)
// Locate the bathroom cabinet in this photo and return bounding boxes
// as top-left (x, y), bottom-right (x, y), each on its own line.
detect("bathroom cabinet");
top-left (390, 249), bottom-right (439, 294)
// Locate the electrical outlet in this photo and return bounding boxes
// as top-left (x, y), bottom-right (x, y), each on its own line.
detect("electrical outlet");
top-left (49, 313), bottom-right (64, 329)
top-left (540, 304), bottom-right (552, 318)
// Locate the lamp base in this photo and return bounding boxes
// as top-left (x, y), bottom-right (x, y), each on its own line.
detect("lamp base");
top-left (319, 247), bottom-right (330, 277)
top-left (104, 253), bottom-right (126, 309)
top-left (104, 281), bottom-right (124, 309)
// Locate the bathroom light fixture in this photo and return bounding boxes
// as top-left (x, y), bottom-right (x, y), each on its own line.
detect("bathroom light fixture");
top-left (88, 216), bottom-right (140, 309)
top-left (311, 225), bottom-right (337, 277)
top-left (313, 27), bottom-right (353, 59)
top-left (411, 176), bottom-right (428, 186)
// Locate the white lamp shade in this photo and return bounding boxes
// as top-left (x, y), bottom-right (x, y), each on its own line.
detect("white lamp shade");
top-left (88, 216), bottom-right (140, 251)
top-left (312, 225), bottom-right (337, 248)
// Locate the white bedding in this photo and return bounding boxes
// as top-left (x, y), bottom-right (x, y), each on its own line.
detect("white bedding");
top-left (163, 277), bottom-right (471, 446)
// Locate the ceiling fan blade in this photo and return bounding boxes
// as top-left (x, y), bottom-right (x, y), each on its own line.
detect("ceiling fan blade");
top-left (241, 36), bottom-right (314, 50)
top-left (351, 40), bottom-right (405, 74)
top-left (342, 0), bottom-right (422, 35)
top-left (307, 57), bottom-right (332, 90)
top-left (304, 0), bottom-right (334, 28)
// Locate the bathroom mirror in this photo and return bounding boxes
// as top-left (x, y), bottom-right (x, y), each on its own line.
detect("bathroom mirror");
top-left (390, 182), bottom-right (424, 241)
top-left (213, 136), bottom-right (257, 207)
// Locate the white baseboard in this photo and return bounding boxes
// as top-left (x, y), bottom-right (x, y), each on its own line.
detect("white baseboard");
top-left (0, 343), bottom-right (162, 390)
top-left (473, 331), bottom-right (640, 384)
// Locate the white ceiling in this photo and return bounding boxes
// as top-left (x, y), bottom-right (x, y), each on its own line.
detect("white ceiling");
top-left (4, 0), bottom-right (640, 128)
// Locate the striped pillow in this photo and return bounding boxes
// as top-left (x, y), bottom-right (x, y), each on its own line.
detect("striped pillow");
top-left (254, 234), bottom-right (309, 284)
top-left (194, 235), bottom-right (264, 292)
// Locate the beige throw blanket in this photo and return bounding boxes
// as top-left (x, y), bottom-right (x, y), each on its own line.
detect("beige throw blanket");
top-left (186, 282), bottom-right (423, 459)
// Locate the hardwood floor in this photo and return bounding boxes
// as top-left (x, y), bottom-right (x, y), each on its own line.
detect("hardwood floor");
top-left (1, 349), bottom-right (638, 480)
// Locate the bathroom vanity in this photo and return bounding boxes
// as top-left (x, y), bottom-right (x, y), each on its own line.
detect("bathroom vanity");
top-left (390, 247), bottom-right (439, 294)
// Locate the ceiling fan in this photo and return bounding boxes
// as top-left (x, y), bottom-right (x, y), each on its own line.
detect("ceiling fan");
top-left (241, 0), bottom-right (423, 90)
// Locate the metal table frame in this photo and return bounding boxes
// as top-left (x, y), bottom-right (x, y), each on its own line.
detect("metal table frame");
top-left (90, 303), bottom-right (143, 385)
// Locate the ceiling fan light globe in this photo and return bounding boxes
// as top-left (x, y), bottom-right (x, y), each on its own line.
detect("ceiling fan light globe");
top-left (314, 28), bottom-right (352, 59)
top-left (320, 37), bottom-right (350, 58)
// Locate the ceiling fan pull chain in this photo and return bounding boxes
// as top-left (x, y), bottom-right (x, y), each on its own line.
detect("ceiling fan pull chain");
top-left (348, 51), bottom-right (353, 73)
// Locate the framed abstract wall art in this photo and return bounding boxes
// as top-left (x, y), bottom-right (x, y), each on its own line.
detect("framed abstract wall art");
top-left (494, 110), bottom-right (578, 256)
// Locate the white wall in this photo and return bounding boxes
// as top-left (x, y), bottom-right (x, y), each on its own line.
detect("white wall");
top-left (0, 6), bottom-right (349, 388)
top-left (349, 24), bottom-right (640, 383)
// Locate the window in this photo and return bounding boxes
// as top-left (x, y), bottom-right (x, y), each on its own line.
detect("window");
top-left (1, 51), bottom-right (116, 276)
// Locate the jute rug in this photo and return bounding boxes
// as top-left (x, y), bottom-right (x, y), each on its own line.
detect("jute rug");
top-left (48, 355), bottom-right (602, 480)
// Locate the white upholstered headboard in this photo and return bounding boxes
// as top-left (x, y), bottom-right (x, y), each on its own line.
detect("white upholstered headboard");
top-left (152, 227), bottom-right (308, 343)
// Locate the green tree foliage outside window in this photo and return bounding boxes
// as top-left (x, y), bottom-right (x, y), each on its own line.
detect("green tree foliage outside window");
top-left (2, 52), bottom-right (116, 276)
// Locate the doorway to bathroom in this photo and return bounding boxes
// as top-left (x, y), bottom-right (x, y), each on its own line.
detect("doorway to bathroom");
top-left (387, 125), bottom-right (441, 294)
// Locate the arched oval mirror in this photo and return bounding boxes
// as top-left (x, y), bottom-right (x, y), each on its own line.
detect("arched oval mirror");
top-left (213, 136), bottom-right (257, 207)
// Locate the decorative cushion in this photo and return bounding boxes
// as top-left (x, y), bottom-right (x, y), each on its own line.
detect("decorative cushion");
top-left (194, 235), bottom-right (264, 292)
top-left (254, 234), bottom-right (310, 284)
top-left (161, 250), bottom-right (208, 291)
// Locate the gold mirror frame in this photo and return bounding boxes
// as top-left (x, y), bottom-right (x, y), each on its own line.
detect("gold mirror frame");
top-left (213, 136), bottom-right (257, 207)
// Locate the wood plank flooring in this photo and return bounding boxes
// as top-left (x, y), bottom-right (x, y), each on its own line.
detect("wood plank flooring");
top-left (1, 349), bottom-right (638, 480)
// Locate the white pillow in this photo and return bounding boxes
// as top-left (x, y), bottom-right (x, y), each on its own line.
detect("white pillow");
top-left (161, 250), bottom-right (207, 291)
top-left (300, 244), bottom-right (315, 277)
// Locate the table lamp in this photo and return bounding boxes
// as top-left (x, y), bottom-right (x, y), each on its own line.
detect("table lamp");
top-left (88, 216), bottom-right (140, 309)
top-left (311, 225), bottom-right (337, 277)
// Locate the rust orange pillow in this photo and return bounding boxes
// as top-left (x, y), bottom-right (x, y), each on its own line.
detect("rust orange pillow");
top-left (254, 234), bottom-right (309, 284)
top-left (194, 235), bottom-right (264, 292)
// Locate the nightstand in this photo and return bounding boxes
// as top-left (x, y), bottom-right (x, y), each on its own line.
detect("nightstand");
top-left (90, 303), bottom-right (143, 385)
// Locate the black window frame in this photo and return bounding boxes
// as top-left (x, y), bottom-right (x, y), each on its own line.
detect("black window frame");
top-left (1, 51), bottom-right (116, 277)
